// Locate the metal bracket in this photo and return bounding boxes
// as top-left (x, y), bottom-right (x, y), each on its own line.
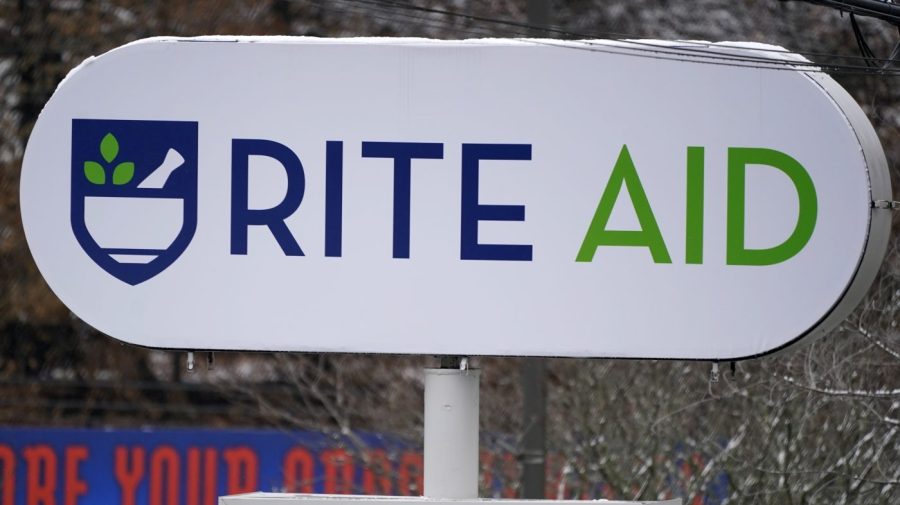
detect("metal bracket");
top-left (709, 362), bottom-right (720, 383)
top-left (872, 200), bottom-right (900, 210)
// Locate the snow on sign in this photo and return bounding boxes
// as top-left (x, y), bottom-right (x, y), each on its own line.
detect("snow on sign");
top-left (20, 37), bottom-right (891, 359)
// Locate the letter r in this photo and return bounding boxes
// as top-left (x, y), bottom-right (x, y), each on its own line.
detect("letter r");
top-left (231, 139), bottom-right (305, 256)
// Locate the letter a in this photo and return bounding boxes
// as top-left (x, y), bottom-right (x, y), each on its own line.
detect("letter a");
top-left (576, 145), bottom-right (671, 263)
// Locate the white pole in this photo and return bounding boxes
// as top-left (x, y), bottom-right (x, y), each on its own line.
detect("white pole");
top-left (424, 366), bottom-right (480, 499)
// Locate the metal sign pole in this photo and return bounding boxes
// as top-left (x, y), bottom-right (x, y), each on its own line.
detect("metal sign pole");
top-left (424, 359), bottom-right (480, 499)
top-left (220, 356), bottom-right (682, 504)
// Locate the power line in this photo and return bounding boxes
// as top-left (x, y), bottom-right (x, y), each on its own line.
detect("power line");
top-left (788, 0), bottom-right (900, 68)
top-left (314, 0), bottom-right (498, 39)
top-left (786, 0), bottom-right (900, 26)
top-left (329, 0), bottom-right (900, 76)
top-left (0, 1), bottom-right (894, 75)
top-left (331, 0), bottom-right (899, 74)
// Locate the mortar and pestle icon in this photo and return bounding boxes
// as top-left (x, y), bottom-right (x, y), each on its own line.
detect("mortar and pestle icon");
top-left (84, 145), bottom-right (188, 264)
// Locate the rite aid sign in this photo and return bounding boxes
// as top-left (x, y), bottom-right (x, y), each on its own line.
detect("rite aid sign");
top-left (20, 37), bottom-right (892, 359)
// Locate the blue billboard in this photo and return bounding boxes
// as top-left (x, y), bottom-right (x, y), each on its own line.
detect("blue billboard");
top-left (0, 427), bottom-right (726, 504)
top-left (0, 427), bottom-right (421, 505)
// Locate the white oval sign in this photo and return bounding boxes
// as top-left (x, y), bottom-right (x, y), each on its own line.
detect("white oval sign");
top-left (21, 37), bottom-right (892, 359)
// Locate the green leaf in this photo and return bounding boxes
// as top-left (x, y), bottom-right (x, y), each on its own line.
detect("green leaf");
top-left (112, 161), bottom-right (135, 185)
top-left (100, 133), bottom-right (118, 163)
top-left (83, 161), bottom-right (105, 185)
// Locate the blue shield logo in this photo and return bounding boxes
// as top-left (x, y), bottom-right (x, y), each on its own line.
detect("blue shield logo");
top-left (71, 119), bottom-right (198, 285)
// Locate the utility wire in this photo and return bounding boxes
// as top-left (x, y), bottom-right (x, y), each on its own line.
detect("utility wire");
top-left (851, 12), bottom-right (879, 66)
top-left (342, 0), bottom-right (900, 64)
top-left (789, 0), bottom-right (900, 68)
top-left (330, 0), bottom-right (900, 76)
top-left (315, 0), bottom-right (498, 39)
top-left (786, 0), bottom-right (900, 26)
top-left (0, 0), bottom-right (893, 75)
top-left (333, 0), bottom-right (899, 73)
top-left (356, 0), bottom-right (890, 70)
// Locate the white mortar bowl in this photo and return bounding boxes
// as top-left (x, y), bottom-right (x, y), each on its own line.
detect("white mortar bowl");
top-left (84, 196), bottom-right (183, 252)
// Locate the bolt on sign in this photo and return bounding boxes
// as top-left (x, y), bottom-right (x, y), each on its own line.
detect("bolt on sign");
top-left (20, 37), bottom-right (892, 359)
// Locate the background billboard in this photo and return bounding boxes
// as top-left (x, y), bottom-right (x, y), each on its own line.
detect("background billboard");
top-left (0, 427), bottom-right (725, 505)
